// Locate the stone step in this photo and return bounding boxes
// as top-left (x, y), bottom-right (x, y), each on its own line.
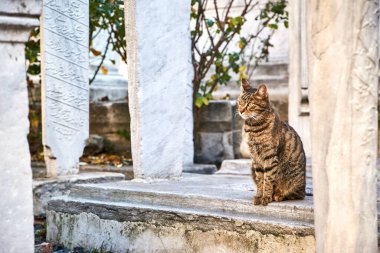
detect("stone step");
top-left (66, 173), bottom-right (314, 224)
top-left (48, 194), bottom-right (314, 237)
top-left (47, 173), bottom-right (315, 252)
top-left (33, 172), bottom-right (125, 217)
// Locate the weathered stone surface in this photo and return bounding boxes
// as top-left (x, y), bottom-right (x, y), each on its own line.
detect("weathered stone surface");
top-left (198, 100), bottom-right (234, 132)
top-left (32, 161), bottom-right (48, 178)
top-left (0, 1), bottom-right (41, 252)
top-left (47, 210), bottom-right (315, 253)
top-left (231, 101), bottom-right (245, 158)
top-left (80, 165), bottom-right (134, 180)
top-left (218, 159), bottom-right (251, 175)
top-left (194, 132), bottom-right (221, 164)
top-left (90, 101), bottom-right (130, 135)
top-left (195, 100), bottom-right (239, 163)
top-left (89, 101), bottom-right (131, 153)
top-left (183, 164), bottom-right (217, 174)
top-left (41, 0), bottom-right (89, 176)
top-left (125, 0), bottom-right (191, 179)
top-left (48, 208), bottom-right (315, 253)
top-left (239, 127), bottom-right (251, 158)
top-left (184, 32), bottom-right (194, 167)
top-left (308, 0), bottom-right (378, 251)
top-left (33, 172), bottom-right (124, 217)
top-left (288, 0), bottom-right (311, 158)
top-left (0, 1), bottom-right (41, 16)
top-left (47, 173), bottom-right (315, 252)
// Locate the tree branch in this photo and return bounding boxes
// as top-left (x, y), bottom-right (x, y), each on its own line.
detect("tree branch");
top-left (90, 34), bottom-right (111, 84)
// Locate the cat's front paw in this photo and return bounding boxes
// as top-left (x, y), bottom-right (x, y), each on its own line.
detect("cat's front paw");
top-left (252, 196), bottom-right (262, 205)
top-left (273, 194), bottom-right (284, 202)
top-left (261, 196), bottom-right (272, 206)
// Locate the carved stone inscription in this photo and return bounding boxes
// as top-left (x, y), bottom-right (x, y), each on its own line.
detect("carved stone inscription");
top-left (41, 0), bottom-right (89, 176)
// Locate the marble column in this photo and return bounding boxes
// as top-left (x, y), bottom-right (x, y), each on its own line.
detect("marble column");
top-left (125, 0), bottom-right (192, 180)
top-left (0, 1), bottom-right (42, 252)
top-left (309, 0), bottom-right (379, 252)
top-left (40, 0), bottom-right (89, 176)
top-left (288, 0), bottom-right (311, 158)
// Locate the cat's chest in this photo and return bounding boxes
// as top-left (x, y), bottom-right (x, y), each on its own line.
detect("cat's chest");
top-left (245, 129), bottom-right (277, 155)
top-left (249, 142), bottom-right (268, 156)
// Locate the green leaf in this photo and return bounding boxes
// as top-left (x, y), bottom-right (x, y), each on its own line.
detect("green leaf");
top-left (195, 96), bottom-right (204, 108)
top-left (206, 19), bottom-right (215, 27)
top-left (201, 96), bottom-right (209, 106)
top-left (267, 24), bottom-right (278, 29)
top-left (231, 16), bottom-right (244, 26)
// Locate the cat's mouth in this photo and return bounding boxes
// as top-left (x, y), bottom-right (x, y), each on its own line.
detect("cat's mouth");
top-left (239, 112), bottom-right (257, 120)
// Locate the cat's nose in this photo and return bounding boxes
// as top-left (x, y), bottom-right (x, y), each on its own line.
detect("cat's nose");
top-left (239, 108), bottom-right (246, 113)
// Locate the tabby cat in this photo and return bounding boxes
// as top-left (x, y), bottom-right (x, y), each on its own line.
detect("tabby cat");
top-left (237, 78), bottom-right (306, 206)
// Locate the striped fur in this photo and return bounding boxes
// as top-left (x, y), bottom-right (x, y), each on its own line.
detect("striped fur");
top-left (238, 79), bottom-right (306, 206)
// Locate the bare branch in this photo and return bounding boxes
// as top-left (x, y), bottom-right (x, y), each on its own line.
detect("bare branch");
top-left (90, 34), bottom-right (112, 84)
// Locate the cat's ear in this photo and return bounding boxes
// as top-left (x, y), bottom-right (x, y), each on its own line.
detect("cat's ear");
top-left (257, 84), bottom-right (268, 97)
top-left (241, 78), bottom-right (251, 91)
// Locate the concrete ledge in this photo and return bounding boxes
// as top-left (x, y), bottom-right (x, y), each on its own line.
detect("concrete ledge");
top-left (33, 172), bottom-right (125, 217)
top-left (79, 163), bottom-right (217, 179)
top-left (183, 164), bottom-right (217, 174)
top-left (80, 165), bottom-right (134, 180)
top-left (218, 159), bottom-right (251, 175)
top-left (66, 174), bottom-right (313, 223)
top-left (47, 208), bottom-right (315, 253)
top-left (47, 173), bottom-right (316, 252)
top-left (219, 159), bottom-right (314, 196)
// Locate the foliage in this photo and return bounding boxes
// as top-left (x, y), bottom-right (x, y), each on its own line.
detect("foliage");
top-left (25, 27), bottom-right (41, 77)
top-left (25, 28), bottom-right (43, 160)
top-left (243, 0), bottom-right (288, 79)
top-left (25, 0), bottom-right (126, 85)
top-left (89, 0), bottom-right (126, 83)
top-left (191, 0), bottom-right (288, 108)
top-left (25, 0), bottom-right (126, 159)
top-left (25, 0), bottom-right (287, 110)
top-left (116, 128), bottom-right (131, 141)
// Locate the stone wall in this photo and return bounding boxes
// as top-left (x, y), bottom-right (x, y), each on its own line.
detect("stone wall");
top-left (89, 101), bottom-right (130, 154)
top-left (195, 101), bottom-right (241, 165)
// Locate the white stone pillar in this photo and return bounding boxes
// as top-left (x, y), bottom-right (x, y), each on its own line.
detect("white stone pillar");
top-left (0, 1), bottom-right (41, 252)
top-left (309, 0), bottom-right (379, 252)
top-left (184, 34), bottom-right (194, 166)
top-left (41, 0), bottom-right (89, 176)
top-left (288, 0), bottom-right (311, 158)
top-left (125, 0), bottom-right (192, 179)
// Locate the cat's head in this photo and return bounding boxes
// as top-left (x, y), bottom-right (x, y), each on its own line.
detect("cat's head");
top-left (237, 78), bottom-right (269, 120)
